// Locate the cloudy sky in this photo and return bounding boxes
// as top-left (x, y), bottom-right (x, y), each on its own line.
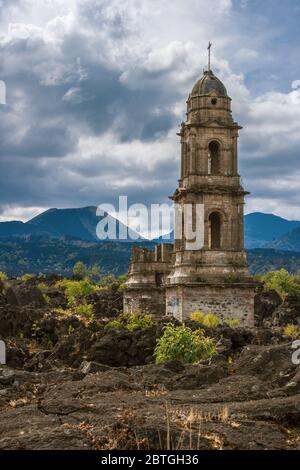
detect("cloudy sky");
top-left (0, 0), bottom-right (300, 223)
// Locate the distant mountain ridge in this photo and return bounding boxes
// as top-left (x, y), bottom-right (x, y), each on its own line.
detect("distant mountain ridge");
top-left (0, 207), bottom-right (300, 251)
top-left (268, 226), bottom-right (300, 252)
top-left (0, 206), bottom-right (142, 242)
top-left (153, 212), bottom-right (300, 250)
top-left (244, 212), bottom-right (300, 249)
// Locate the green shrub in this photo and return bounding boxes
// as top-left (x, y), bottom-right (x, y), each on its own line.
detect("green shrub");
top-left (189, 311), bottom-right (221, 328)
top-left (126, 312), bottom-right (154, 330)
top-left (63, 279), bottom-right (95, 306)
top-left (75, 303), bottom-right (94, 322)
top-left (190, 311), bottom-right (206, 323)
top-left (73, 261), bottom-right (86, 279)
top-left (21, 273), bottom-right (35, 282)
top-left (105, 319), bottom-right (123, 330)
top-left (0, 271), bottom-right (7, 281)
top-left (260, 269), bottom-right (300, 299)
top-left (68, 325), bottom-right (75, 335)
top-left (105, 312), bottom-right (154, 331)
top-left (118, 275), bottom-right (127, 289)
top-left (98, 274), bottom-right (127, 290)
top-left (200, 313), bottom-right (221, 328)
top-left (43, 294), bottom-right (51, 304)
top-left (283, 324), bottom-right (300, 339)
top-left (53, 307), bottom-right (72, 317)
top-left (154, 324), bottom-right (216, 364)
top-left (37, 281), bottom-right (48, 292)
top-left (73, 261), bottom-right (101, 281)
top-left (224, 318), bottom-right (240, 327)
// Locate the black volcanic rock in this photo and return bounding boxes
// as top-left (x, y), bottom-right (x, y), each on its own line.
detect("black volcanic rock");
top-left (254, 288), bottom-right (283, 324)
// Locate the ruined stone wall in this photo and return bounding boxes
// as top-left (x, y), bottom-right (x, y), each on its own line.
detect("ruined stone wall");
top-left (166, 284), bottom-right (255, 326)
top-left (124, 287), bottom-right (166, 315)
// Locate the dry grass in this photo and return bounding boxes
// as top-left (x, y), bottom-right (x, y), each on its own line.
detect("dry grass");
top-left (168, 404), bottom-right (230, 427)
top-left (144, 386), bottom-right (167, 397)
top-left (9, 397), bottom-right (29, 408)
top-left (63, 405), bottom-right (233, 450)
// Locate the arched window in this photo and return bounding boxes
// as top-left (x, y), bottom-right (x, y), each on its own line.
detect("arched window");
top-left (208, 141), bottom-right (220, 175)
top-left (209, 212), bottom-right (221, 249)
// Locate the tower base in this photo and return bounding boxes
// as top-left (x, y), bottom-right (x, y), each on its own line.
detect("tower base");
top-left (165, 282), bottom-right (255, 326)
top-left (123, 286), bottom-right (166, 315)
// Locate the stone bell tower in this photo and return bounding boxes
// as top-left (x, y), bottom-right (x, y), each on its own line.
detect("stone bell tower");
top-left (165, 62), bottom-right (256, 325)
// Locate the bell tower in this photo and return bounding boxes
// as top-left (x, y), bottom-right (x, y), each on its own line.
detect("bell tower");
top-left (165, 56), bottom-right (256, 325)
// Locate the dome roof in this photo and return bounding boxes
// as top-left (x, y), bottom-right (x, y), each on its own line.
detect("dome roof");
top-left (191, 70), bottom-right (227, 97)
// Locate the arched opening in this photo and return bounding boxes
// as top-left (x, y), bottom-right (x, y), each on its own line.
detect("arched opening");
top-left (209, 212), bottom-right (221, 249)
top-left (208, 141), bottom-right (220, 175)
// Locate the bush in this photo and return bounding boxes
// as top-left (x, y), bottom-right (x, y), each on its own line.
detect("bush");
top-left (98, 274), bottom-right (127, 290)
top-left (75, 303), bottom-right (94, 322)
top-left (154, 324), bottom-right (216, 364)
top-left (190, 311), bottom-right (206, 323)
top-left (260, 269), bottom-right (300, 299)
top-left (37, 281), bottom-right (48, 292)
top-left (53, 307), bottom-right (72, 317)
top-left (201, 313), bottom-right (221, 328)
top-left (20, 273), bottom-right (35, 282)
top-left (224, 319), bottom-right (240, 327)
top-left (126, 312), bottom-right (154, 330)
top-left (105, 319), bottom-right (123, 330)
top-left (63, 279), bottom-right (95, 307)
top-left (283, 324), bottom-right (300, 339)
top-left (0, 271), bottom-right (7, 281)
top-left (73, 261), bottom-right (101, 281)
top-left (105, 312), bottom-right (154, 331)
top-left (189, 311), bottom-right (221, 328)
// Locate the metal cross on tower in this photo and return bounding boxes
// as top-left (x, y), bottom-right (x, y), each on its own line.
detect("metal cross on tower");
top-left (207, 41), bottom-right (212, 71)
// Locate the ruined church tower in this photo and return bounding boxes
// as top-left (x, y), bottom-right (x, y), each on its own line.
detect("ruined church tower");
top-left (124, 57), bottom-right (256, 326)
top-left (165, 67), bottom-right (255, 325)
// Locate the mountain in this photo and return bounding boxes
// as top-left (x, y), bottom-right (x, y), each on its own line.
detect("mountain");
top-left (244, 212), bottom-right (300, 248)
top-left (0, 206), bottom-right (142, 242)
top-left (153, 212), bottom-right (300, 249)
top-left (0, 220), bottom-right (54, 237)
top-left (1, 208), bottom-right (300, 251)
top-left (267, 226), bottom-right (300, 252)
top-left (28, 206), bottom-right (101, 241)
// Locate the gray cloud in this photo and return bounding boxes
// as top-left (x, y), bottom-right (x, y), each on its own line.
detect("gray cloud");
top-left (0, 0), bottom-right (299, 221)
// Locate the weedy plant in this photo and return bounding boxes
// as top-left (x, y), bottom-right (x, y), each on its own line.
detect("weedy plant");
top-left (259, 269), bottom-right (300, 299)
top-left (20, 273), bottom-right (35, 282)
top-left (190, 311), bottom-right (240, 328)
top-left (105, 312), bottom-right (154, 331)
top-left (154, 324), bottom-right (216, 364)
top-left (75, 303), bottom-right (95, 322)
top-left (283, 324), bottom-right (300, 339)
top-left (0, 271), bottom-right (8, 281)
top-left (224, 318), bottom-right (240, 327)
top-left (190, 311), bottom-right (221, 328)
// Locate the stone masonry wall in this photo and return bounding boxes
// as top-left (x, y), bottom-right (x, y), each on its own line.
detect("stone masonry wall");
top-left (166, 284), bottom-right (255, 326)
top-left (124, 287), bottom-right (165, 316)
